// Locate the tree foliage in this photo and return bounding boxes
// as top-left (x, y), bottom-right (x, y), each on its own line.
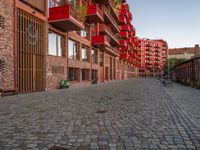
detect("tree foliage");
top-left (164, 58), bottom-right (187, 72)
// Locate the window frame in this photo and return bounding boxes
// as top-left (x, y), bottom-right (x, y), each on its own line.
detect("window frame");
top-left (48, 31), bottom-right (64, 57)
top-left (68, 39), bottom-right (80, 60)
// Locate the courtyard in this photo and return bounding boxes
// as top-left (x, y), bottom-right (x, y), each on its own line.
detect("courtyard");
top-left (0, 79), bottom-right (200, 150)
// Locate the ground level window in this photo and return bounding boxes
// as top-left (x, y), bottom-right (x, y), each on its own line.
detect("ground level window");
top-left (92, 49), bottom-right (98, 64)
top-left (100, 54), bottom-right (104, 66)
top-left (92, 70), bottom-right (98, 80)
top-left (69, 68), bottom-right (79, 81)
top-left (82, 69), bottom-right (90, 81)
top-left (48, 31), bottom-right (63, 57)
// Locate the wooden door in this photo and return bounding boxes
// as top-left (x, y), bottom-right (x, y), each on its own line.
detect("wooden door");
top-left (17, 9), bottom-right (45, 93)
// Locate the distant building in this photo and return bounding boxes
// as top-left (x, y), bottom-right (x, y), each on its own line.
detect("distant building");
top-left (169, 45), bottom-right (200, 60)
top-left (137, 38), bottom-right (168, 77)
top-left (173, 56), bottom-right (200, 86)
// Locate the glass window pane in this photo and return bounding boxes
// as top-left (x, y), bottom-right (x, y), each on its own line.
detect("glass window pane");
top-left (57, 35), bottom-right (62, 57)
top-left (82, 46), bottom-right (87, 61)
top-left (68, 40), bottom-right (74, 59)
top-left (48, 33), bottom-right (57, 56)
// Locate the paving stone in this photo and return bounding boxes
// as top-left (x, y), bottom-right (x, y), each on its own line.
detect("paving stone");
top-left (0, 79), bottom-right (200, 149)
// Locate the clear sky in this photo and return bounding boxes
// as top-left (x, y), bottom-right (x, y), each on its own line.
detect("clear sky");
top-left (127, 0), bottom-right (200, 48)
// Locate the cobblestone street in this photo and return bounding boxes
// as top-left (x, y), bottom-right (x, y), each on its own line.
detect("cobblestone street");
top-left (0, 79), bottom-right (200, 150)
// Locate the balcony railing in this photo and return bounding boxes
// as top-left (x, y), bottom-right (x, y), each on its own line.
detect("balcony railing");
top-left (48, 1), bottom-right (84, 31)
top-left (92, 35), bottom-right (111, 47)
top-left (103, 5), bottom-right (119, 32)
top-left (99, 24), bottom-right (119, 45)
top-left (86, 4), bottom-right (104, 23)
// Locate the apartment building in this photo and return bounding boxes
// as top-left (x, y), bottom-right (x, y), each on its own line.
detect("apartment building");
top-left (0, 0), bottom-right (139, 94)
top-left (138, 38), bottom-right (168, 77)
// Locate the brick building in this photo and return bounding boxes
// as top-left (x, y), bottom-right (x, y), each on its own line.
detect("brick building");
top-left (0, 0), bottom-right (167, 95)
top-left (137, 38), bottom-right (168, 77)
top-left (173, 56), bottom-right (200, 86)
top-left (169, 46), bottom-right (200, 60)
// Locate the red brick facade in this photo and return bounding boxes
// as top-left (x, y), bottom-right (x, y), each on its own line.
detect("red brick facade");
top-left (0, 0), bottom-right (167, 95)
top-left (0, 0), bottom-right (15, 90)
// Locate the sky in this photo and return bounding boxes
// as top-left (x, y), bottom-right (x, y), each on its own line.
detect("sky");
top-left (126, 0), bottom-right (200, 48)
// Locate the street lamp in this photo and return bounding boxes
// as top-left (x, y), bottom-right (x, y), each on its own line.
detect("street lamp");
top-left (195, 44), bottom-right (199, 58)
top-left (167, 48), bottom-right (170, 81)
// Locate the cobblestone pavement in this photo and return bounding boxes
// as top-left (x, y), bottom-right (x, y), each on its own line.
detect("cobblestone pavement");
top-left (0, 79), bottom-right (200, 150)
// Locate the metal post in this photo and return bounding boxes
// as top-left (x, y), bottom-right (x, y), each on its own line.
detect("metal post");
top-left (167, 48), bottom-right (170, 81)
top-left (195, 44), bottom-right (199, 58)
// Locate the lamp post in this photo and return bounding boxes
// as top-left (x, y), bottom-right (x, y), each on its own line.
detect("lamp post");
top-left (195, 44), bottom-right (199, 58)
top-left (167, 48), bottom-right (170, 81)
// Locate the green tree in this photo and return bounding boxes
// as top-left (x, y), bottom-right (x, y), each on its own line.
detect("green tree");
top-left (164, 58), bottom-right (187, 73)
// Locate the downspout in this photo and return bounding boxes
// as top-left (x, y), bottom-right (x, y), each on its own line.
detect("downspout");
top-left (13, 0), bottom-right (17, 91)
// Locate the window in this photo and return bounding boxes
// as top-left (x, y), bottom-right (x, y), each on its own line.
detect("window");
top-left (92, 70), bottom-right (98, 80)
top-left (82, 69), bottom-right (90, 81)
top-left (48, 32), bottom-right (63, 57)
top-left (92, 49), bottom-right (98, 64)
top-left (100, 54), bottom-right (104, 66)
top-left (81, 24), bottom-right (90, 39)
top-left (68, 39), bottom-right (79, 60)
top-left (69, 68), bottom-right (79, 81)
top-left (81, 45), bottom-right (90, 62)
top-left (49, 0), bottom-right (78, 7)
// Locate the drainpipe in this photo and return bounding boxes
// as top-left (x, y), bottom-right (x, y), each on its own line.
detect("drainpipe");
top-left (13, 0), bottom-right (17, 91)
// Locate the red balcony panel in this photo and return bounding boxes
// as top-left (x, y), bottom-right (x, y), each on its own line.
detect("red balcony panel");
top-left (121, 3), bottom-right (129, 10)
top-left (119, 40), bottom-right (127, 46)
top-left (86, 4), bottom-right (104, 23)
top-left (120, 24), bottom-right (130, 31)
top-left (120, 53), bottom-right (129, 60)
top-left (120, 9), bottom-right (129, 16)
top-left (128, 12), bottom-right (132, 20)
top-left (92, 35), bottom-right (110, 47)
top-left (120, 31), bottom-right (128, 39)
top-left (126, 17), bottom-right (131, 24)
top-left (48, 5), bottom-right (84, 31)
top-left (99, 24), bottom-right (119, 45)
top-left (119, 45), bottom-right (130, 51)
top-left (119, 15), bottom-right (126, 24)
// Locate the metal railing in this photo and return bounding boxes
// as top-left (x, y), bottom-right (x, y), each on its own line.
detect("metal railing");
top-left (102, 5), bottom-right (119, 30)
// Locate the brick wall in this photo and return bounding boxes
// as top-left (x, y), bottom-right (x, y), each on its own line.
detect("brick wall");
top-left (169, 47), bottom-right (200, 55)
top-left (46, 55), bottom-right (68, 89)
top-left (0, 0), bottom-right (15, 90)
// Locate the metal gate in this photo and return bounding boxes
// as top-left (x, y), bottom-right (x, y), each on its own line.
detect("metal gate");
top-left (17, 9), bottom-right (45, 93)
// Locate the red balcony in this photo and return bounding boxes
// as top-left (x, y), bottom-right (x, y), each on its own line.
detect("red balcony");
top-left (121, 3), bottom-right (129, 10)
top-left (120, 9), bottom-right (129, 17)
top-left (128, 12), bottom-right (132, 20)
top-left (99, 24), bottom-right (119, 45)
top-left (86, 4), bottom-right (104, 23)
top-left (92, 35), bottom-right (110, 47)
top-left (120, 25), bottom-right (130, 31)
top-left (120, 53), bottom-right (129, 60)
top-left (120, 31), bottom-right (128, 39)
top-left (48, 5), bottom-right (84, 31)
top-left (126, 17), bottom-right (131, 24)
top-left (119, 15), bottom-right (126, 24)
top-left (119, 40), bottom-right (127, 47)
top-left (119, 45), bottom-right (130, 51)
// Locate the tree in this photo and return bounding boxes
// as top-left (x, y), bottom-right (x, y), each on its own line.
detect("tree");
top-left (164, 58), bottom-right (187, 73)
